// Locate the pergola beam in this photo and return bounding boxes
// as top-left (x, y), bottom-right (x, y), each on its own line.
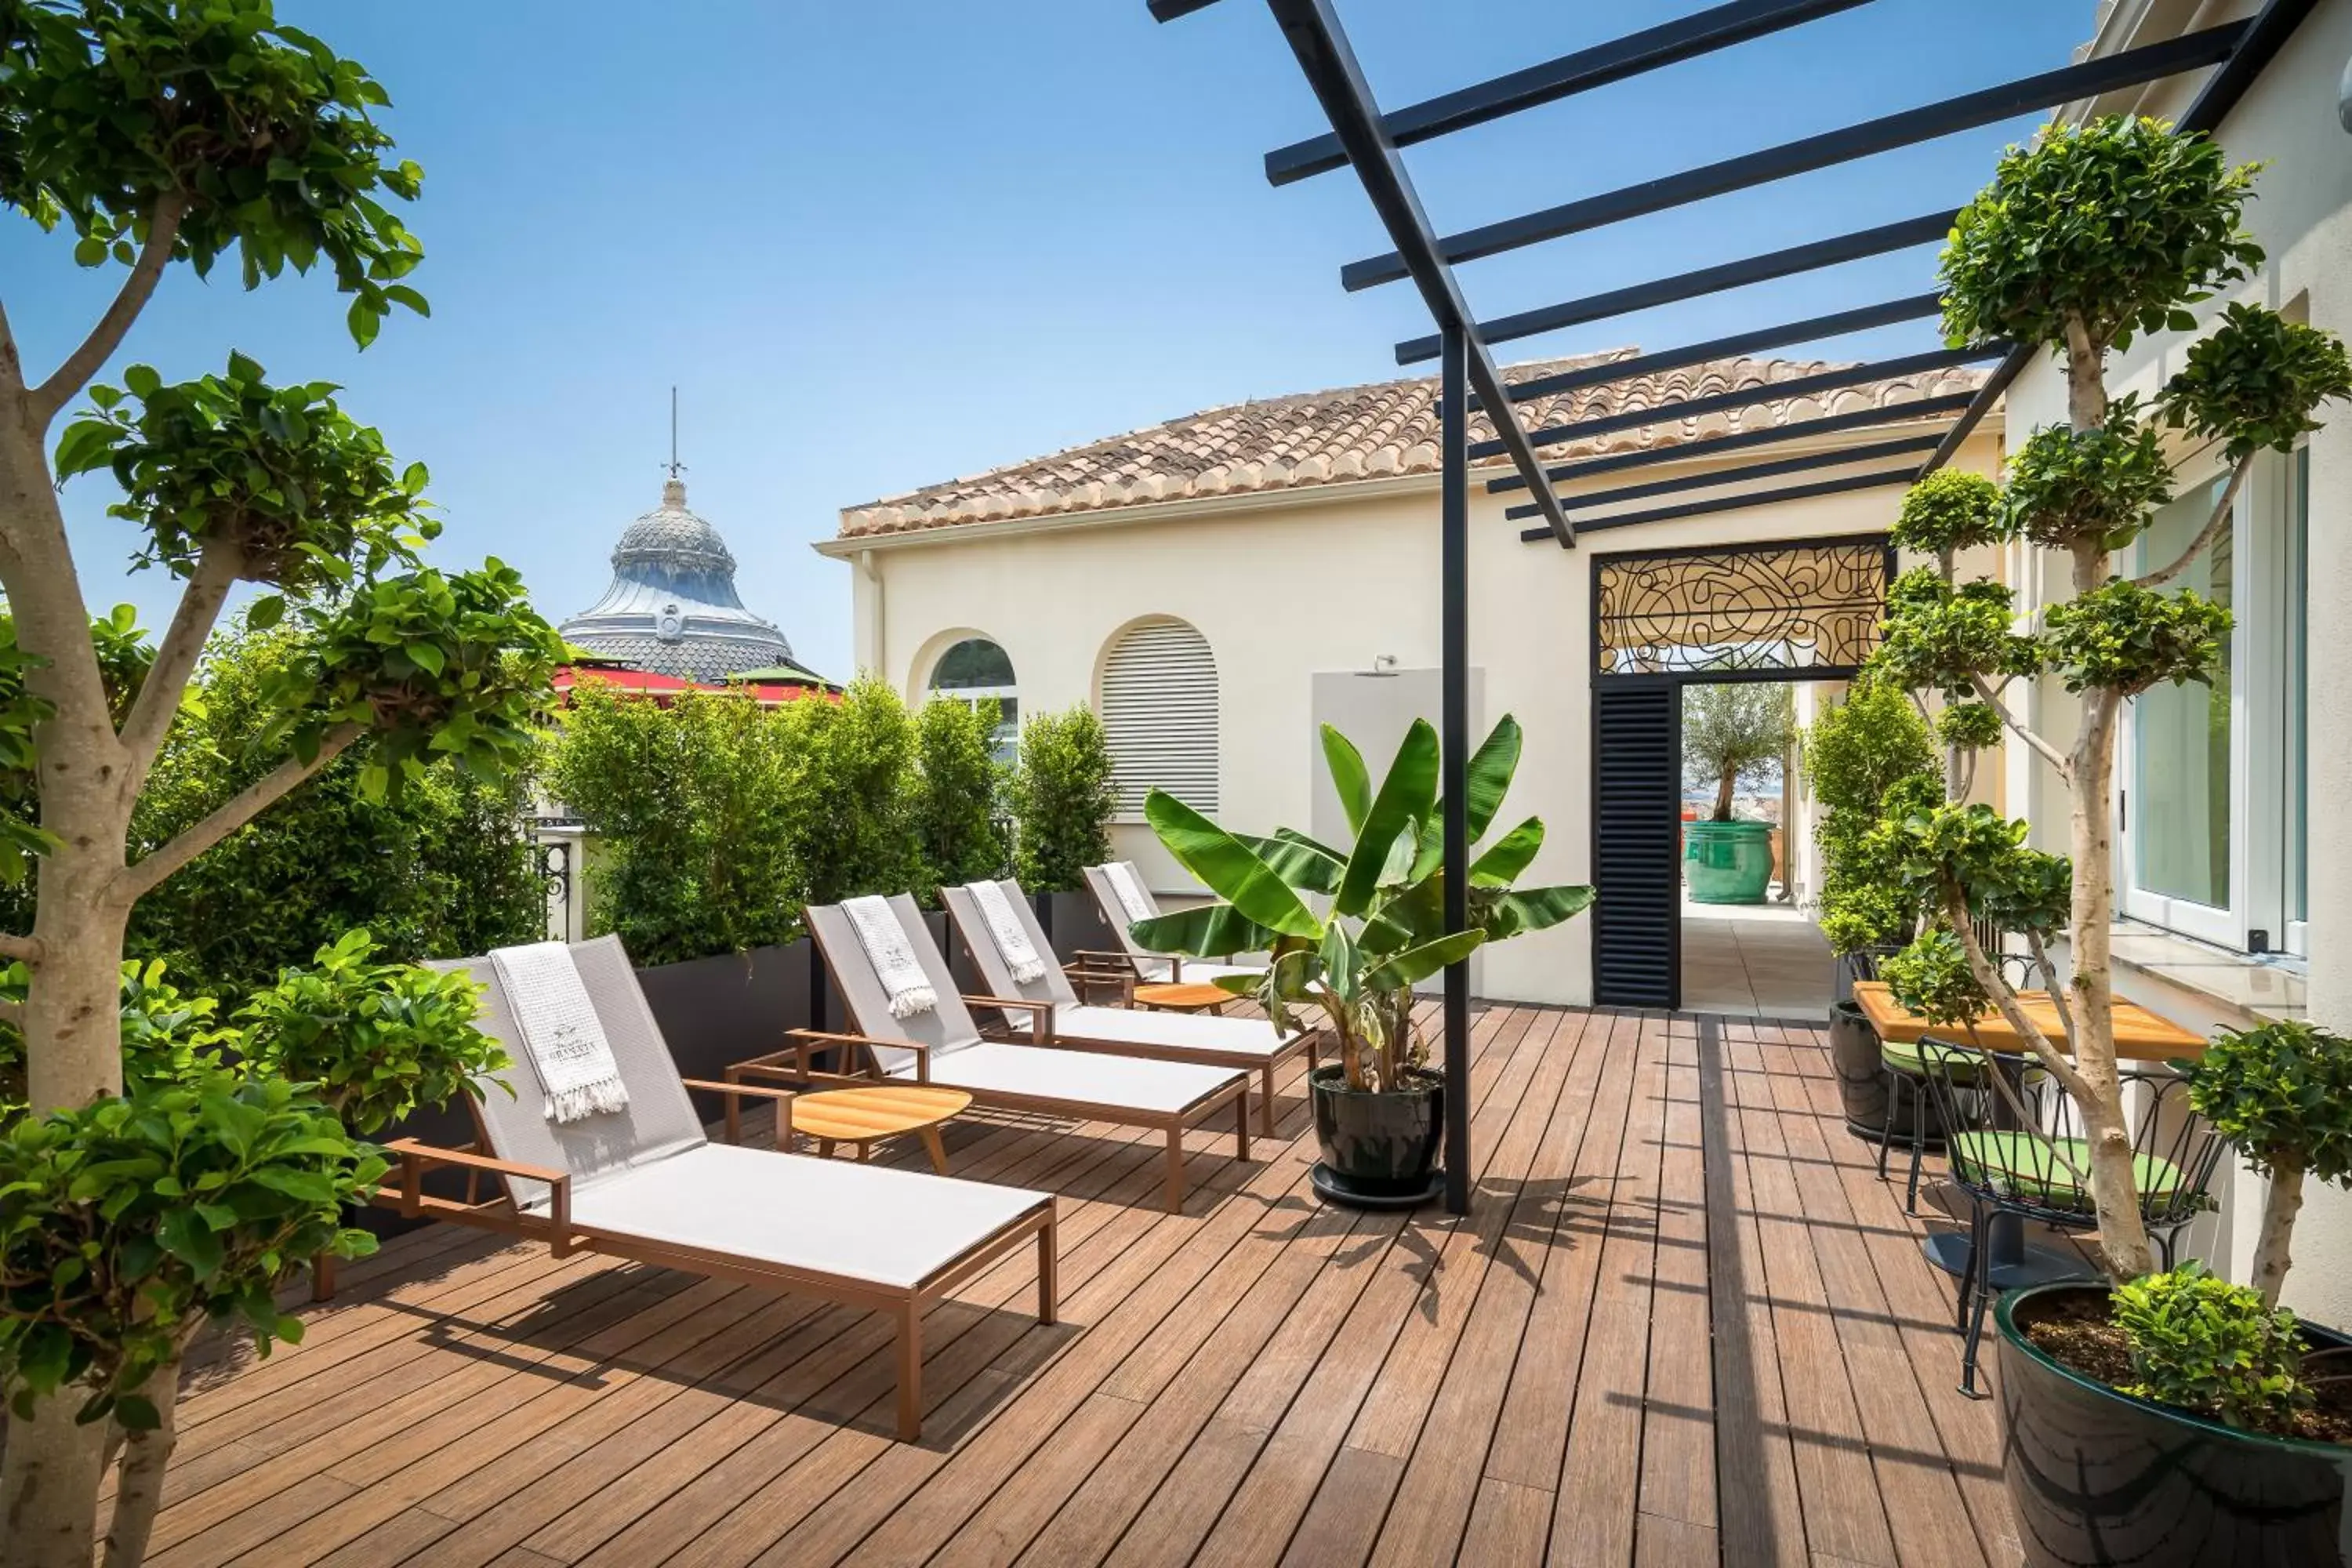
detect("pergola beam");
top-left (1500, 433), bottom-right (1945, 521)
top-left (1252, 0), bottom-right (1572, 546)
top-left (1402, 214), bottom-right (1955, 365)
top-left (1515, 466), bottom-right (1920, 542)
top-left (1472, 343), bottom-right (2005, 459)
top-left (1344, 21), bottom-right (2250, 289)
top-left (1468, 293), bottom-right (1946, 407)
top-left (1486, 391), bottom-right (1978, 493)
top-left (1265, 0), bottom-right (1879, 187)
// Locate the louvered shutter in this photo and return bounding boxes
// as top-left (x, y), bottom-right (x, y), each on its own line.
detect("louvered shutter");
top-left (1101, 619), bottom-right (1218, 818)
top-left (1593, 682), bottom-right (1679, 1008)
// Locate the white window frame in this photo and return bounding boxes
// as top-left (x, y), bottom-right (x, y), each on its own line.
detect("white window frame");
top-left (924, 637), bottom-right (1018, 764)
top-left (2116, 445), bottom-right (2305, 954)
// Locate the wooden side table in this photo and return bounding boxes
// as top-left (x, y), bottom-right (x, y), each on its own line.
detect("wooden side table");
top-left (789, 1085), bottom-right (973, 1174)
top-left (1132, 982), bottom-right (1232, 1014)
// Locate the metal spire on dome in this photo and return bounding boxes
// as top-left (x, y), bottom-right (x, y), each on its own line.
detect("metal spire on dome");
top-left (662, 386), bottom-right (688, 510)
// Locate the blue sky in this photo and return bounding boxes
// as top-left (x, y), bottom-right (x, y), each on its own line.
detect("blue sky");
top-left (5, 0), bottom-right (2091, 679)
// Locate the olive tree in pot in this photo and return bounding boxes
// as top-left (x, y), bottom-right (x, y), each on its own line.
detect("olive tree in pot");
top-left (1128, 717), bottom-right (1592, 1206)
top-left (1679, 684), bottom-right (1793, 906)
top-left (1801, 682), bottom-right (1940, 1137)
top-left (1861, 115), bottom-right (2352, 1566)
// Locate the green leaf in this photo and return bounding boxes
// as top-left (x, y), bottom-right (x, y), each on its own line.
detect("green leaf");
top-left (405, 641), bottom-right (444, 675)
top-left (1470, 817), bottom-right (1544, 886)
top-left (347, 296), bottom-right (381, 350)
top-left (1232, 830), bottom-right (1342, 896)
top-left (1141, 791), bottom-right (1320, 938)
top-left (74, 234), bottom-right (108, 266)
top-left (122, 364), bottom-right (161, 400)
top-left (1362, 928), bottom-right (1486, 993)
top-left (1461, 716), bottom-right (1522, 843)
top-left (114, 1395), bottom-right (162, 1432)
top-left (1320, 725), bottom-right (1370, 837)
top-left (1483, 884), bottom-right (1595, 942)
top-left (1335, 720), bottom-right (1439, 918)
top-left (158, 1208), bottom-right (224, 1279)
top-left (246, 594), bottom-right (285, 631)
top-left (1128, 903), bottom-right (1275, 960)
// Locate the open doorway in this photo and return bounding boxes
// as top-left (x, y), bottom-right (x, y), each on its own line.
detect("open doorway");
top-left (1588, 534), bottom-right (1893, 1013)
top-left (1678, 681), bottom-right (1832, 1017)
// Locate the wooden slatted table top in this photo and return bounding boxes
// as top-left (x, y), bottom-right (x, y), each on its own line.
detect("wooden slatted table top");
top-left (788, 1085), bottom-right (974, 1142)
top-left (1132, 982), bottom-right (1234, 1012)
top-left (1850, 980), bottom-right (2208, 1062)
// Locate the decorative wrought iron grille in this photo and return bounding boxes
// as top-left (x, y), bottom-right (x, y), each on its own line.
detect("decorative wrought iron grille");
top-left (1595, 536), bottom-right (1892, 677)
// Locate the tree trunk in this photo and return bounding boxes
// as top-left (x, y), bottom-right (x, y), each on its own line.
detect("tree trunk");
top-left (2252, 1165), bottom-right (2305, 1310)
top-left (2071, 684), bottom-right (2153, 1279)
top-left (0, 1396), bottom-right (109, 1568)
top-left (0, 376), bottom-right (140, 1566)
top-left (1711, 767), bottom-right (1735, 822)
top-left (99, 1356), bottom-right (179, 1568)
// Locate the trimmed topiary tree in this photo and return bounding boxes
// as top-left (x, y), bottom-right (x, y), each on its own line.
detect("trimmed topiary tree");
top-left (2177, 1021), bottom-right (2352, 1308)
top-left (1802, 680), bottom-right (1940, 957)
top-left (0, 4), bottom-right (561, 1556)
top-left (1868, 115), bottom-right (2352, 1280)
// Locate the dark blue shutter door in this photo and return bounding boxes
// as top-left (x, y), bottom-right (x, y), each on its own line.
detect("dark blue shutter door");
top-left (1592, 683), bottom-right (1679, 1009)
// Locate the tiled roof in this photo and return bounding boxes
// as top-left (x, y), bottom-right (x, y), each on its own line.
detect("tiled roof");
top-left (837, 349), bottom-right (1988, 539)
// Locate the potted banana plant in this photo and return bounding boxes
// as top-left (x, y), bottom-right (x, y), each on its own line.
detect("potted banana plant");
top-left (1129, 716), bottom-right (1593, 1207)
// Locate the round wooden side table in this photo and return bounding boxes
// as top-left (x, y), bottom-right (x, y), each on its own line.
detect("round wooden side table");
top-left (789, 1085), bottom-right (973, 1174)
top-left (1131, 982), bottom-right (1233, 1014)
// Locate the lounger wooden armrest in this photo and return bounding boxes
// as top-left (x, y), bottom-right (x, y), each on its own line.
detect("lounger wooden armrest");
top-left (681, 1077), bottom-right (795, 1145)
top-left (783, 1027), bottom-right (935, 1083)
top-left (379, 1138), bottom-right (575, 1249)
top-left (961, 994), bottom-right (1051, 1045)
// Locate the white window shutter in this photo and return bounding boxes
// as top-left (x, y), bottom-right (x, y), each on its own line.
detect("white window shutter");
top-left (1101, 619), bottom-right (1218, 819)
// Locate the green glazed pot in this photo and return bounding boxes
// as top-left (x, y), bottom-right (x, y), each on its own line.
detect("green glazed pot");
top-left (1683, 818), bottom-right (1774, 904)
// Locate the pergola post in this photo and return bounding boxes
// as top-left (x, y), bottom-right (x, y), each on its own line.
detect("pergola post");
top-left (1439, 323), bottom-right (1472, 1216)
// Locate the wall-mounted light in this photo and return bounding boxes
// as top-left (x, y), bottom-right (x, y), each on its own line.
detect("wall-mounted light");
top-left (1370, 653), bottom-right (1399, 676)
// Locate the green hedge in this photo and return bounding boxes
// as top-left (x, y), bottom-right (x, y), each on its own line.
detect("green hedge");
top-left (551, 680), bottom-right (1102, 961)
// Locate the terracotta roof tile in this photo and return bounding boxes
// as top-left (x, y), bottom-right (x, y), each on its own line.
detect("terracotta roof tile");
top-left (837, 349), bottom-right (1987, 539)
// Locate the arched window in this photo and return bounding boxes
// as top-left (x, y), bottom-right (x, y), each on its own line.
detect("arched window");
top-left (927, 636), bottom-right (1018, 762)
top-left (1100, 618), bottom-right (1218, 819)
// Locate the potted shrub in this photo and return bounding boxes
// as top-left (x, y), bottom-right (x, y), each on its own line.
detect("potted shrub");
top-left (1802, 683), bottom-right (1940, 1136)
top-left (1998, 1265), bottom-right (2352, 1565)
top-left (1679, 684), bottom-right (1793, 905)
top-left (1127, 716), bottom-right (1592, 1206)
top-left (1993, 1022), bottom-right (2352, 1563)
top-left (1861, 114), bottom-right (2352, 1566)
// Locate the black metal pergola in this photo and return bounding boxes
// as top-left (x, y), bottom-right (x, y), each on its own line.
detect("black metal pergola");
top-left (1149, 0), bottom-right (2312, 1216)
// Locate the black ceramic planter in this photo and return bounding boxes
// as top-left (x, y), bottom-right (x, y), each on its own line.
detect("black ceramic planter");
top-left (1828, 1000), bottom-right (1889, 1138)
top-left (1308, 1065), bottom-right (1443, 1208)
top-left (1997, 1283), bottom-right (2352, 1566)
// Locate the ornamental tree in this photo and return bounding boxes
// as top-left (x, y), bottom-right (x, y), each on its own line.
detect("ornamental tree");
top-left (1870, 116), bottom-right (2352, 1281)
top-left (0, 4), bottom-right (559, 1559)
top-left (2178, 1022), bottom-right (2352, 1309)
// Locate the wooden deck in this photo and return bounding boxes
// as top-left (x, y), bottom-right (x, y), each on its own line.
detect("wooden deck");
top-left (135, 1006), bottom-right (2020, 1567)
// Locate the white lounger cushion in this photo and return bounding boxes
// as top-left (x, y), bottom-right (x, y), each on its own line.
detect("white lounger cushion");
top-left (1051, 1004), bottom-right (1290, 1062)
top-left (886, 1040), bottom-right (1236, 1116)
top-left (565, 1143), bottom-right (1047, 1291)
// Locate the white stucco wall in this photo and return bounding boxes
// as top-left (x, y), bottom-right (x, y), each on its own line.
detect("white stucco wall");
top-left (828, 428), bottom-right (1998, 1007)
top-left (1998, 0), bottom-right (2352, 1319)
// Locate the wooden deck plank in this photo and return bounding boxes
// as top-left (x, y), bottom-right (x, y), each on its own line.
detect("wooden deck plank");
top-left (1550, 1008), bottom-right (1671, 1568)
top-left (1701, 1015), bottom-right (1813, 1568)
top-left (129, 1004), bottom-right (2027, 1568)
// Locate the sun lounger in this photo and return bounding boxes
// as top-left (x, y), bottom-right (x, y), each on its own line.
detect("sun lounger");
top-left (1079, 860), bottom-right (1264, 992)
top-left (753, 896), bottom-right (1252, 1212)
top-left (944, 878), bottom-right (1315, 1137)
top-left (368, 933), bottom-right (1056, 1441)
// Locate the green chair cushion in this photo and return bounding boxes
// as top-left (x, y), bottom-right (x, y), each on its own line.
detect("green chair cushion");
top-left (1880, 1036), bottom-right (1986, 1080)
top-left (1950, 1130), bottom-right (2183, 1209)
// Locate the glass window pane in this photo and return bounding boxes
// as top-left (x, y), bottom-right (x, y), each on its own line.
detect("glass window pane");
top-left (931, 637), bottom-right (1015, 690)
top-left (2132, 476), bottom-right (2232, 910)
top-left (2288, 448), bottom-right (2310, 924)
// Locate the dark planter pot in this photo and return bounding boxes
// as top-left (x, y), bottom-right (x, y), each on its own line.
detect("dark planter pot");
top-left (1828, 1001), bottom-right (1890, 1137)
top-left (1997, 1283), bottom-right (2352, 1566)
top-left (1309, 1065), bottom-right (1443, 1200)
top-left (1684, 819), bottom-right (1774, 904)
top-left (632, 940), bottom-right (815, 1112)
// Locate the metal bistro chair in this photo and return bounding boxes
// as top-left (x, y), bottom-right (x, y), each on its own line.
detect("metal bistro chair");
top-left (1915, 1039), bottom-right (2225, 1396)
top-left (1875, 952), bottom-right (2037, 1214)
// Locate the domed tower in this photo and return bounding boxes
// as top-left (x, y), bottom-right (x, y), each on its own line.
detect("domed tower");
top-left (557, 476), bottom-right (801, 682)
